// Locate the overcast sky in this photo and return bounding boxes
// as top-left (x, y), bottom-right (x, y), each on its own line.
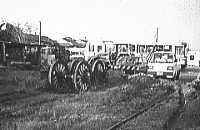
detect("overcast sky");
top-left (1, 0), bottom-right (200, 49)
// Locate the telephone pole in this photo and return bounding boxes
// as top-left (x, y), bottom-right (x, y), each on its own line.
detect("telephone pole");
top-left (39, 21), bottom-right (41, 45)
top-left (156, 27), bottom-right (158, 43)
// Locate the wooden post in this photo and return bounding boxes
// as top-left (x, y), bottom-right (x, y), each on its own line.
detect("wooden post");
top-left (39, 21), bottom-right (41, 45)
top-left (156, 27), bottom-right (159, 43)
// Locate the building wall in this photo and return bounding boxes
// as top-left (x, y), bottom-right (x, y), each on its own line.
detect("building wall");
top-left (187, 50), bottom-right (200, 66)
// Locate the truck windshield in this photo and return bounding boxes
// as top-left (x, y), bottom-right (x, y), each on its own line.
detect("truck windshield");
top-left (153, 53), bottom-right (174, 63)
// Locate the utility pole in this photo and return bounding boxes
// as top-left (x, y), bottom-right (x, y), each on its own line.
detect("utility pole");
top-left (156, 27), bottom-right (158, 43)
top-left (39, 21), bottom-right (41, 45)
top-left (148, 27), bottom-right (159, 62)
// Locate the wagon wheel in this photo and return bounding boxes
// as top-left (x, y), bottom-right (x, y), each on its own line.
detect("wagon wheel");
top-left (92, 59), bottom-right (106, 87)
top-left (101, 59), bottom-right (110, 71)
top-left (88, 56), bottom-right (99, 66)
top-left (69, 59), bottom-right (80, 74)
top-left (73, 60), bottom-right (91, 93)
top-left (48, 61), bottom-right (72, 91)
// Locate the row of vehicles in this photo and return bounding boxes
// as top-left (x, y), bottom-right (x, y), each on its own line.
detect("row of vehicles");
top-left (66, 41), bottom-right (186, 80)
top-left (82, 41), bottom-right (187, 80)
top-left (0, 40), bottom-right (187, 93)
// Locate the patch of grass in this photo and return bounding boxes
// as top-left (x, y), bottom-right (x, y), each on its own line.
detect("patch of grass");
top-left (0, 72), bottom-right (174, 130)
top-left (2, 70), bottom-right (49, 92)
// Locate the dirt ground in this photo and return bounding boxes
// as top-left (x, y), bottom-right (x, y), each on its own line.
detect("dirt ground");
top-left (0, 67), bottom-right (199, 130)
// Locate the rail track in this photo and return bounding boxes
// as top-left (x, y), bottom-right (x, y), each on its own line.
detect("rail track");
top-left (107, 91), bottom-right (175, 130)
top-left (107, 72), bottom-right (200, 130)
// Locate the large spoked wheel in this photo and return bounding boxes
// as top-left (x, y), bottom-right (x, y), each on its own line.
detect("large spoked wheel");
top-left (69, 59), bottom-right (80, 74)
top-left (48, 61), bottom-right (72, 91)
top-left (88, 56), bottom-right (99, 67)
top-left (73, 60), bottom-right (91, 93)
top-left (92, 59), bottom-right (106, 87)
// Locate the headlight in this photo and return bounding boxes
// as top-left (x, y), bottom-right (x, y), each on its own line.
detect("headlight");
top-left (148, 66), bottom-right (153, 69)
top-left (167, 66), bottom-right (174, 70)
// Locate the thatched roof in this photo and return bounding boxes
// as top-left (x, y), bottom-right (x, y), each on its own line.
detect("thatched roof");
top-left (0, 22), bottom-right (57, 46)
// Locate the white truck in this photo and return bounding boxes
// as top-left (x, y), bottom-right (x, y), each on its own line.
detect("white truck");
top-left (147, 52), bottom-right (181, 80)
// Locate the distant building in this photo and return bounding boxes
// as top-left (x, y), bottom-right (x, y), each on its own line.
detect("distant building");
top-left (187, 50), bottom-right (200, 67)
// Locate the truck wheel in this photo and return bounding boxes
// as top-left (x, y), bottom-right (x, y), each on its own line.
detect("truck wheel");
top-left (175, 71), bottom-right (180, 80)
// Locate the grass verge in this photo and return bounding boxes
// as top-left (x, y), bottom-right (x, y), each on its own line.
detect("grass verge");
top-left (0, 70), bottom-right (174, 130)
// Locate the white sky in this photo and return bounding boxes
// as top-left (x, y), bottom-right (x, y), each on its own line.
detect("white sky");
top-left (0, 0), bottom-right (200, 49)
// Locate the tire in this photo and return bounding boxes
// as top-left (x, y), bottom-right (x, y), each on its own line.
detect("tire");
top-left (91, 59), bottom-right (106, 87)
top-left (171, 72), bottom-right (176, 81)
top-left (175, 70), bottom-right (180, 80)
top-left (73, 60), bottom-right (91, 93)
top-left (48, 61), bottom-right (72, 92)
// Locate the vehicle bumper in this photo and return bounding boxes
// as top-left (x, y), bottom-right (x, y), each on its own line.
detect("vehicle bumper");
top-left (147, 71), bottom-right (174, 78)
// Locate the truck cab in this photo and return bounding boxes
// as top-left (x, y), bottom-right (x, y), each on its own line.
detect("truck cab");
top-left (147, 52), bottom-right (181, 79)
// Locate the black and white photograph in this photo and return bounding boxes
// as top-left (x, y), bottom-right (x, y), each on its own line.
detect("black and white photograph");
top-left (0, 0), bottom-right (200, 129)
